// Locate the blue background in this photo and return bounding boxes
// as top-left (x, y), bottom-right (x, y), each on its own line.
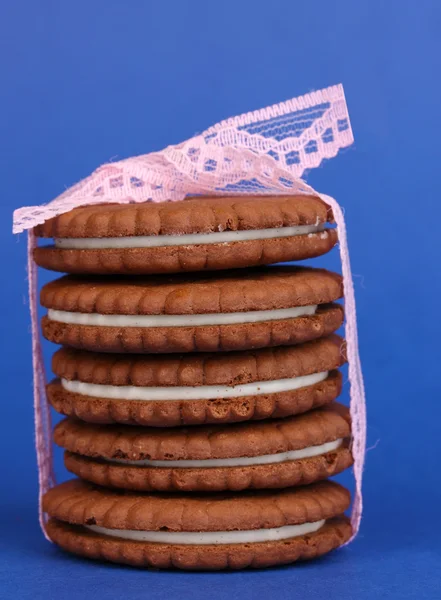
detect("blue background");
top-left (1, 1), bottom-right (440, 598)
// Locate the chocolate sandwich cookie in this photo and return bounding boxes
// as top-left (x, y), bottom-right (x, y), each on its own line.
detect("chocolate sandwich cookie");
top-left (48, 334), bottom-right (346, 426)
top-left (54, 403), bottom-right (353, 492)
top-left (33, 195), bottom-right (337, 275)
top-left (43, 479), bottom-right (352, 570)
top-left (40, 266), bottom-right (344, 354)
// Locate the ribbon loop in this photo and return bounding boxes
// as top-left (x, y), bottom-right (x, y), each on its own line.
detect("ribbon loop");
top-left (13, 84), bottom-right (353, 233)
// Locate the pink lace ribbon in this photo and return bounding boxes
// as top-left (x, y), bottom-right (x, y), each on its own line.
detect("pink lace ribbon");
top-left (320, 194), bottom-right (366, 539)
top-left (27, 231), bottom-right (55, 541)
top-left (14, 83), bottom-right (365, 542)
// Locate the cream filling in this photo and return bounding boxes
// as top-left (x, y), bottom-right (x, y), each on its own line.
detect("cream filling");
top-left (61, 371), bottom-right (328, 401)
top-left (47, 304), bottom-right (317, 327)
top-left (84, 519), bottom-right (325, 545)
top-left (106, 438), bottom-right (343, 468)
top-left (54, 224), bottom-right (326, 249)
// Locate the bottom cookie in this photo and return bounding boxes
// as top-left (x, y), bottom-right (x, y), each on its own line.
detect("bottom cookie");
top-left (43, 479), bottom-right (352, 570)
top-left (46, 517), bottom-right (351, 570)
top-left (46, 516), bottom-right (352, 570)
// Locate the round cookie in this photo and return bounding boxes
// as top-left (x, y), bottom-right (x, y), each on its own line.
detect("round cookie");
top-left (48, 334), bottom-right (347, 426)
top-left (33, 195), bottom-right (337, 275)
top-left (43, 479), bottom-right (352, 570)
top-left (54, 403), bottom-right (353, 492)
top-left (40, 266), bottom-right (344, 354)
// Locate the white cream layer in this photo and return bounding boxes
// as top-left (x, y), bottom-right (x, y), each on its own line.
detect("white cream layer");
top-left (61, 371), bottom-right (328, 402)
top-left (85, 519), bottom-right (325, 545)
top-left (48, 304), bottom-right (317, 327)
top-left (54, 224), bottom-right (326, 249)
top-left (106, 438), bottom-right (343, 468)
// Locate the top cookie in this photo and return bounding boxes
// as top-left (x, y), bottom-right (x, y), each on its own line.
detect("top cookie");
top-left (33, 196), bottom-right (337, 275)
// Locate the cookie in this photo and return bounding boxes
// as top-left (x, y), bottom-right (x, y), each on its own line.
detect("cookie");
top-left (48, 334), bottom-right (346, 426)
top-left (33, 195), bottom-right (337, 275)
top-left (40, 266), bottom-right (344, 353)
top-left (54, 403), bottom-right (352, 492)
top-left (43, 479), bottom-right (351, 570)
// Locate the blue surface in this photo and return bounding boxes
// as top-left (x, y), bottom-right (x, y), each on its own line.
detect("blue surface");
top-left (1, 1), bottom-right (440, 598)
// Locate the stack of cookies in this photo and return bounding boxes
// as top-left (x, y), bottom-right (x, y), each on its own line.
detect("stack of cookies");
top-left (34, 195), bottom-right (353, 570)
